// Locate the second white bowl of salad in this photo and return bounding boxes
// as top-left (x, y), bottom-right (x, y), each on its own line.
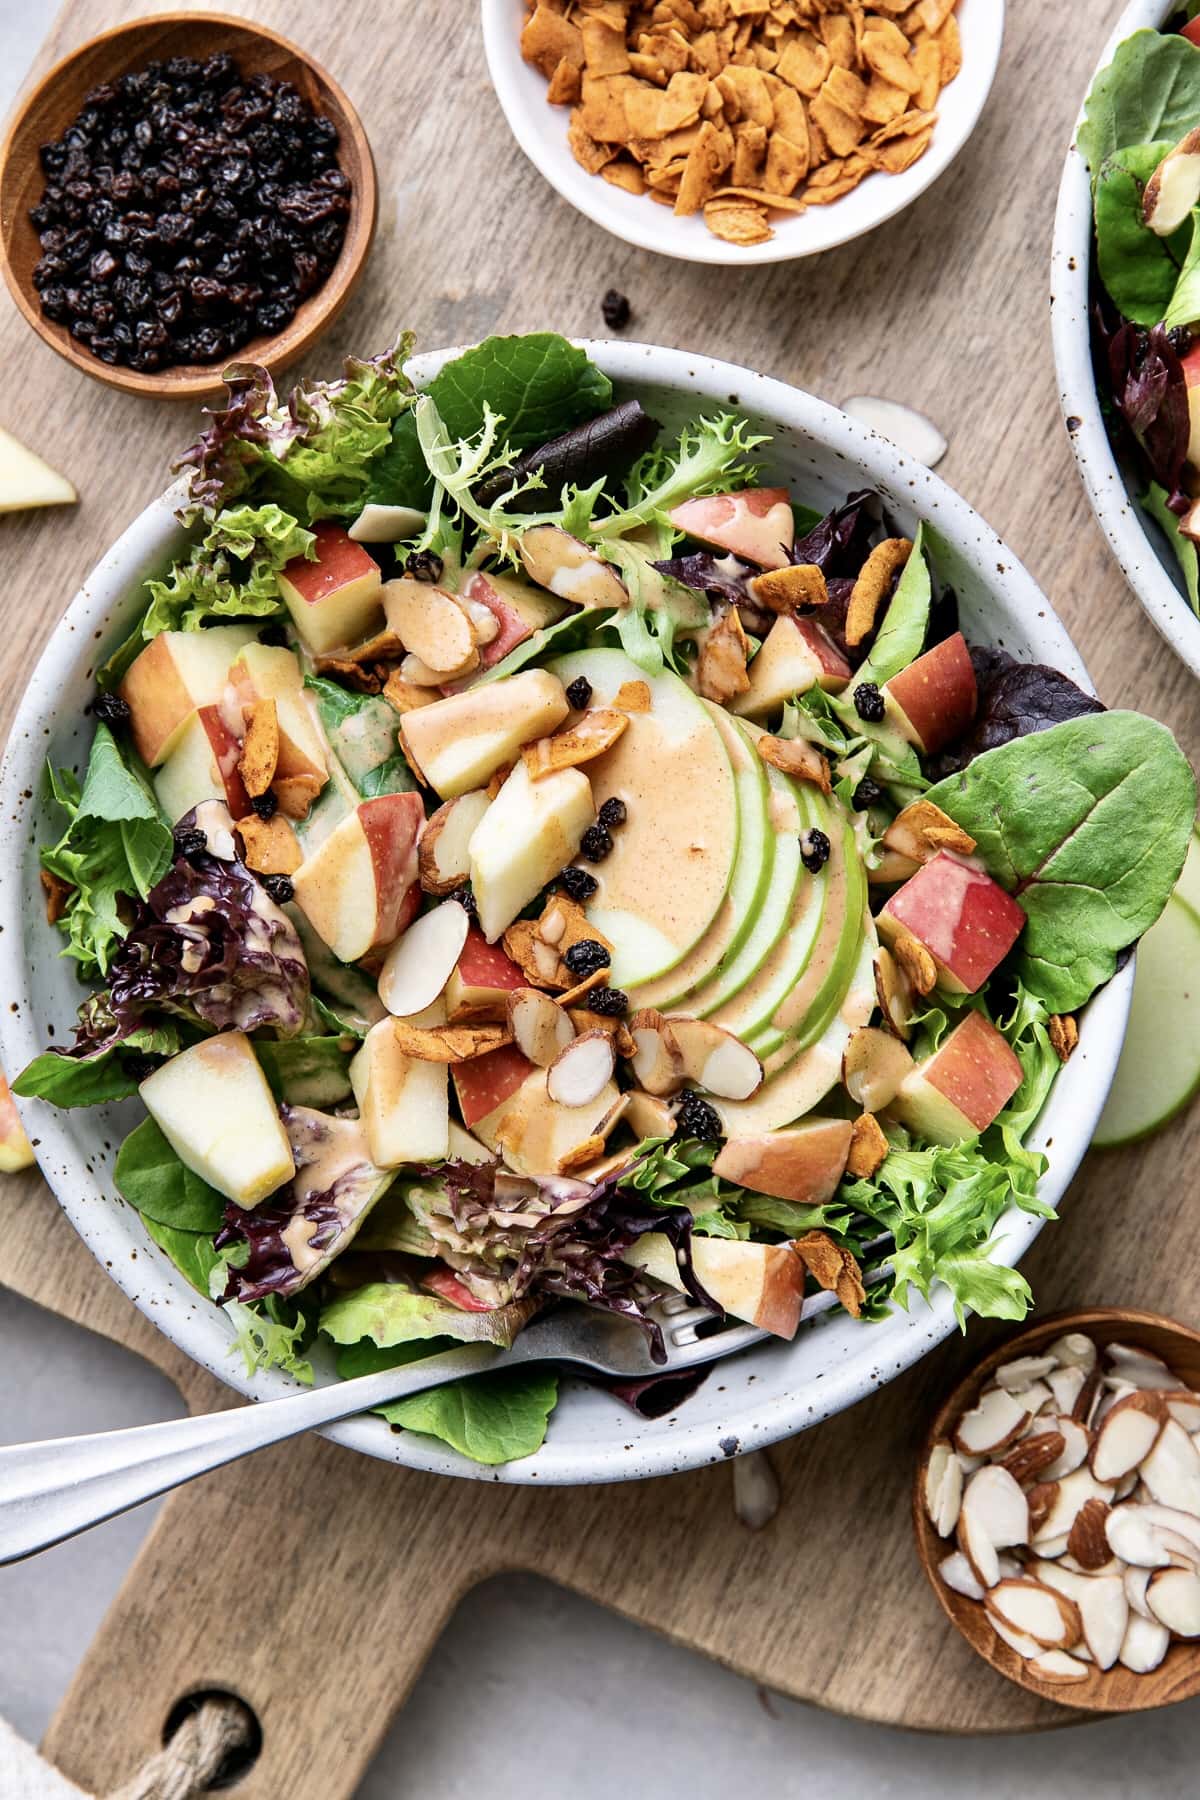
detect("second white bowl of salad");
top-left (0, 335), bottom-right (1192, 1483)
top-left (1053, 0), bottom-right (1200, 679)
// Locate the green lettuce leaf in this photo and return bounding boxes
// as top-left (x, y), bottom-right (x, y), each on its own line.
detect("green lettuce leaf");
top-left (256, 1035), bottom-right (355, 1107)
top-left (590, 414), bottom-right (766, 539)
top-left (926, 711), bottom-right (1197, 1010)
top-left (14, 1020), bottom-right (180, 1107)
top-left (319, 1282), bottom-right (529, 1349)
top-left (1094, 143), bottom-right (1185, 325)
top-left (141, 504), bottom-right (312, 637)
top-left (379, 1366), bottom-right (558, 1465)
top-left (1143, 481), bottom-right (1200, 615)
top-left (114, 1117), bottom-right (226, 1232)
top-left (1079, 30), bottom-right (1200, 180)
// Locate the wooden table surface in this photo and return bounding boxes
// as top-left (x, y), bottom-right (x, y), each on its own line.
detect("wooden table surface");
top-left (2, 1), bottom-right (1199, 1793)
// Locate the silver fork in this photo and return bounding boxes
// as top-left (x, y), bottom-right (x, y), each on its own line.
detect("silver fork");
top-left (0, 1296), bottom-right (775, 1564)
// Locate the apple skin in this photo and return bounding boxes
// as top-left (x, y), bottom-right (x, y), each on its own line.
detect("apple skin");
top-left (120, 624), bottom-right (257, 767)
top-left (278, 523), bottom-right (384, 654)
top-left (292, 791), bottom-right (425, 964)
top-left (882, 631), bottom-right (977, 756)
top-left (420, 1266), bottom-right (495, 1311)
top-left (733, 614), bottom-right (851, 717)
top-left (445, 927), bottom-right (527, 1021)
top-left (452, 1043), bottom-right (535, 1130)
top-left (0, 1070), bottom-right (34, 1173)
top-left (459, 570), bottom-right (569, 672)
top-left (154, 704), bottom-right (250, 824)
top-left (887, 1009), bottom-right (1023, 1144)
top-left (225, 642), bottom-right (328, 786)
top-left (623, 1234), bottom-right (805, 1338)
top-left (1185, 17), bottom-right (1200, 47)
top-left (668, 487), bottom-right (796, 570)
top-left (878, 850), bottom-right (1026, 994)
top-left (713, 1117), bottom-right (852, 1204)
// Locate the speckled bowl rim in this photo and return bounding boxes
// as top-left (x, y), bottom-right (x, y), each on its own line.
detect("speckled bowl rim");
top-left (481, 0), bottom-right (1005, 266)
top-left (1051, 0), bottom-right (1200, 682)
top-left (0, 340), bottom-right (1132, 1484)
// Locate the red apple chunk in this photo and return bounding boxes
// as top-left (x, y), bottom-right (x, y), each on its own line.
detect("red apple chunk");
top-left (667, 487), bottom-right (795, 570)
top-left (278, 523), bottom-right (383, 655)
top-left (888, 1010), bottom-right (1023, 1144)
top-left (879, 851), bottom-right (1026, 995)
top-left (883, 631), bottom-right (977, 756)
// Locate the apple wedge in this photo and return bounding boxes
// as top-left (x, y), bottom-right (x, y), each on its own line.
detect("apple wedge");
top-left (878, 851), bottom-right (1026, 995)
top-left (225, 642), bottom-right (329, 787)
top-left (0, 1070), bottom-right (34, 1173)
top-left (451, 1042), bottom-right (536, 1133)
top-left (446, 927), bottom-right (528, 1022)
top-left (468, 758), bottom-right (594, 942)
top-left (733, 615), bottom-right (851, 718)
top-left (623, 1234), bottom-right (806, 1338)
top-left (668, 487), bottom-right (795, 570)
top-left (713, 1118), bottom-right (852, 1204)
top-left (278, 523), bottom-right (384, 654)
top-left (350, 1013), bottom-right (450, 1167)
top-left (458, 569), bottom-right (568, 669)
top-left (888, 1010), bottom-right (1023, 1143)
top-left (139, 1032), bottom-right (294, 1205)
top-left (121, 624), bottom-right (258, 766)
top-left (292, 792), bottom-right (424, 963)
top-left (154, 704), bottom-right (249, 825)
top-left (882, 631), bottom-right (977, 756)
top-left (0, 424), bottom-right (76, 515)
top-left (399, 668), bottom-right (570, 798)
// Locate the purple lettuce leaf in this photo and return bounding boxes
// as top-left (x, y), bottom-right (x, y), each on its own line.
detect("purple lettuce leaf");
top-left (649, 550), bottom-right (753, 602)
top-left (926, 646), bottom-right (1106, 778)
top-left (791, 489), bottom-right (882, 576)
top-left (72, 843), bottom-right (308, 1054)
top-left (1102, 316), bottom-right (1191, 512)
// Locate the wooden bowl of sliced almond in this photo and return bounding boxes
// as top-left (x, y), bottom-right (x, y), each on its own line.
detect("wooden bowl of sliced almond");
top-left (914, 1308), bottom-right (1200, 1711)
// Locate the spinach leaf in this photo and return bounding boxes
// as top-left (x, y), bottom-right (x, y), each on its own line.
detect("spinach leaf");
top-left (114, 1116), bottom-right (226, 1232)
top-left (926, 712), bottom-right (1197, 1010)
top-left (303, 676), bottom-right (416, 797)
top-left (425, 333), bottom-right (612, 453)
top-left (141, 1215), bottom-right (221, 1295)
top-left (1166, 210), bottom-right (1200, 329)
top-left (1094, 143), bottom-right (1185, 325)
top-left (1079, 30), bottom-right (1200, 180)
top-left (14, 1020), bottom-right (180, 1107)
top-left (379, 1366), bottom-right (559, 1465)
top-left (1143, 480), bottom-right (1200, 615)
top-left (852, 523), bottom-right (930, 687)
top-left (256, 1035), bottom-right (354, 1107)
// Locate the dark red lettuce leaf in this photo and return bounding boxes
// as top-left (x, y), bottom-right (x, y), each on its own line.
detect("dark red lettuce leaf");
top-left (1102, 316), bottom-right (1191, 512)
top-left (926, 646), bottom-right (1106, 778)
top-left (649, 550), bottom-right (752, 601)
top-left (72, 846), bottom-right (308, 1053)
top-left (791, 489), bottom-right (882, 575)
top-left (473, 400), bottom-right (660, 509)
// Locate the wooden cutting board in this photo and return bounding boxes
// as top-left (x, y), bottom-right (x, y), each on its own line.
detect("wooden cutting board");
top-left (2, 0), bottom-right (1198, 1790)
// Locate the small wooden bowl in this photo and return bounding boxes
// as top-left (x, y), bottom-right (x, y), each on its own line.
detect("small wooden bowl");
top-left (914, 1307), bottom-right (1200, 1714)
top-left (0, 12), bottom-right (376, 401)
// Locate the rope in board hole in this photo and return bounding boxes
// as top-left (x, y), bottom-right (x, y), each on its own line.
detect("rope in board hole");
top-left (105, 1696), bottom-right (256, 1800)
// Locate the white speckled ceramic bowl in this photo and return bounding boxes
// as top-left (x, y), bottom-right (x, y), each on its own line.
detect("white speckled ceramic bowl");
top-left (481, 0), bottom-right (1005, 265)
top-left (0, 341), bottom-right (1131, 1483)
top-left (1051, 0), bottom-right (1200, 681)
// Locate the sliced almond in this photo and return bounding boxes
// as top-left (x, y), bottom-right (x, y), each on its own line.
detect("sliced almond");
top-left (1165, 1392), bottom-right (1200, 1435)
top-left (1139, 1418), bottom-right (1200, 1516)
top-left (1008, 1380), bottom-right (1054, 1420)
top-left (546, 1031), bottom-right (617, 1108)
top-left (958, 1511), bottom-right (1000, 1591)
top-left (994, 1355), bottom-right (1060, 1393)
top-left (732, 1449), bottom-right (781, 1532)
top-left (1026, 1649), bottom-right (1090, 1685)
top-left (985, 1610), bottom-right (1043, 1660)
top-left (508, 988), bottom-right (576, 1068)
top-left (841, 1025), bottom-right (914, 1112)
top-left (1041, 1415), bottom-right (1090, 1481)
top-left (1134, 1502), bottom-right (1200, 1559)
top-left (627, 1009), bottom-right (686, 1096)
top-left (954, 1387), bottom-right (1031, 1458)
top-left (1047, 1365), bottom-right (1088, 1416)
top-left (1027, 1481), bottom-right (1057, 1537)
top-left (1147, 1566), bottom-right (1200, 1636)
top-left (459, 594), bottom-right (501, 645)
top-left (1032, 1467), bottom-right (1115, 1545)
top-left (1066, 1497), bottom-right (1112, 1572)
top-left (238, 697), bottom-right (279, 796)
top-left (1105, 1502), bottom-right (1199, 1570)
top-left (384, 579), bottom-right (479, 678)
top-left (377, 901), bottom-right (470, 1018)
top-left (518, 525), bottom-right (629, 610)
top-left (419, 791), bottom-right (491, 895)
top-left (1119, 1612), bottom-right (1170, 1674)
top-left (987, 1579), bottom-right (1081, 1650)
top-left (938, 1550), bottom-right (984, 1603)
top-left (890, 927), bottom-right (937, 997)
top-left (872, 944), bottom-right (913, 1041)
top-left (1090, 1391), bottom-right (1167, 1483)
top-left (924, 1441), bottom-right (964, 1538)
top-left (1143, 127), bottom-right (1200, 236)
top-left (1000, 1431), bottom-right (1067, 1487)
top-left (1105, 1342), bottom-right (1180, 1392)
top-left (624, 1089), bottom-right (677, 1141)
top-left (390, 1020), bottom-right (510, 1062)
top-left (1077, 1574), bottom-right (1128, 1670)
top-left (398, 652), bottom-right (447, 688)
top-left (756, 733), bottom-right (831, 793)
top-left (1124, 1565), bottom-right (1155, 1622)
top-left (667, 1016), bottom-right (762, 1100)
top-left (959, 1464), bottom-right (1029, 1569)
top-left (1048, 1332), bottom-right (1098, 1375)
top-left (522, 708), bottom-right (630, 781)
top-left (840, 397), bottom-right (947, 470)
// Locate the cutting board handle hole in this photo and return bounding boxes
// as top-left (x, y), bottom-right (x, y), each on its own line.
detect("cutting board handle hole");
top-left (162, 1690), bottom-right (262, 1791)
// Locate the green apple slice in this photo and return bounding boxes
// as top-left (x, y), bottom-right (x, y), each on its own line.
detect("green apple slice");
top-left (548, 648), bottom-right (738, 987)
top-left (1093, 893), bottom-right (1200, 1148)
top-left (1178, 827), bottom-right (1200, 916)
top-left (627, 702), bottom-right (773, 1011)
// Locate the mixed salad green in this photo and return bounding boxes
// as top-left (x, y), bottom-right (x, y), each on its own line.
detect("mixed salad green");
top-left (1081, 9), bottom-right (1200, 615)
top-left (15, 332), bottom-right (1195, 1466)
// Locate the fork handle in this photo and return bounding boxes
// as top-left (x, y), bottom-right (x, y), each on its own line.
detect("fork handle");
top-left (0, 1342), bottom-right (501, 1564)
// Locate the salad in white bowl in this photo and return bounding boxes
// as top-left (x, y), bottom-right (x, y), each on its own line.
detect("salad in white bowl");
top-left (6, 333), bottom-right (1195, 1469)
